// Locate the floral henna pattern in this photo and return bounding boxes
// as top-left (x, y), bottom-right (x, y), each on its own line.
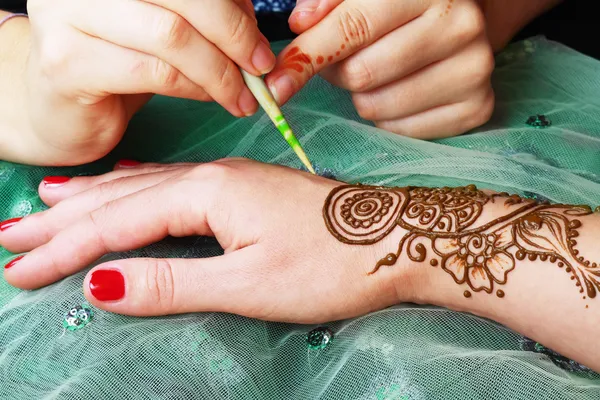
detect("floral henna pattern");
top-left (323, 184), bottom-right (599, 300)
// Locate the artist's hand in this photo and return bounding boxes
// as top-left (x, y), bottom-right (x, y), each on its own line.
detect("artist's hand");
top-left (18, 0), bottom-right (273, 166)
top-left (266, 0), bottom-right (495, 139)
top-left (0, 159), bottom-right (410, 323)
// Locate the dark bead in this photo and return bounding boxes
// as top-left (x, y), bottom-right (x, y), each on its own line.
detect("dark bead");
top-left (306, 327), bottom-right (334, 350)
top-left (526, 114), bottom-right (551, 128)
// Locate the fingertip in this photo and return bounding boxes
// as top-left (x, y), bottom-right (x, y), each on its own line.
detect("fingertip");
top-left (0, 217), bottom-right (22, 233)
top-left (288, 12), bottom-right (319, 34)
top-left (0, 216), bottom-right (32, 254)
top-left (2, 254), bottom-right (40, 291)
top-left (266, 73), bottom-right (296, 105)
top-left (41, 176), bottom-right (71, 189)
top-left (238, 86), bottom-right (259, 117)
top-left (38, 185), bottom-right (62, 208)
top-left (252, 41), bottom-right (276, 75)
top-left (38, 176), bottom-right (74, 206)
top-left (85, 264), bottom-right (127, 305)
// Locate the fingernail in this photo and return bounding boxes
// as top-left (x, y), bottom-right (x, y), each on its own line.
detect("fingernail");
top-left (42, 176), bottom-right (71, 188)
top-left (5, 255), bottom-right (24, 269)
top-left (0, 217), bottom-right (22, 232)
top-left (89, 269), bottom-right (125, 301)
top-left (238, 87), bottom-right (258, 117)
top-left (252, 41), bottom-right (276, 75)
top-left (292, 0), bottom-right (319, 14)
top-left (116, 159), bottom-right (141, 169)
top-left (269, 74), bottom-right (296, 105)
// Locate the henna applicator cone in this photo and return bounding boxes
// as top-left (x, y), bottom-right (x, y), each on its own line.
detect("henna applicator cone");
top-left (240, 69), bottom-right (316, 174)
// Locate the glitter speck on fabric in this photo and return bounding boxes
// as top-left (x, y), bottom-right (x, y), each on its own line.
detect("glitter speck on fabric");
top-left (526, 114), bottom-right (552, 128)
top-left (63, 305), bottom-right (94, 331)
top-left (306, 327), bottom-right (334, 350)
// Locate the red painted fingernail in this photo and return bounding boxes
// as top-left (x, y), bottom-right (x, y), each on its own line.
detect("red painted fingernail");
top-left (89, 269), bottom-right (125, 301)
top-left (5, 255), bottom-right (24, 269)
top-left (42, 176), bottom-right (71, 188)
top-left (116, 159), bottom-right (141, 168)
top-left (0, 217), bottom-right (22, 232)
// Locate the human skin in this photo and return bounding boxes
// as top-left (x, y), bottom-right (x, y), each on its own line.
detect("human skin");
top-left (0, 1), bottom-right (273, 166)
top-left (479, 0), bottom-right (564, 51)
top-left (1, 159), bottom-right (599, 372)
top-left (266, 0), bottom-right (497, 140)
top-left (0, 0), bottom-right (561, 165)
top-left (266, 0), bottom-right (563, 139)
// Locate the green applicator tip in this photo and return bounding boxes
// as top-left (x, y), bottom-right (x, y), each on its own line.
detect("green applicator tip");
top-left (240, 69), bottom-right (316, 174)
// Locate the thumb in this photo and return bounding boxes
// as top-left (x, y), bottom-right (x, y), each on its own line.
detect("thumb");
top-left (83, 247), bottom-right (264, 316)
top-left (288, 0), bottom-right (345, 34)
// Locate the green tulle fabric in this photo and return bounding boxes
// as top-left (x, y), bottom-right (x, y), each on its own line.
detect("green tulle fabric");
top-left (1, 37), bottom-right (600, 399)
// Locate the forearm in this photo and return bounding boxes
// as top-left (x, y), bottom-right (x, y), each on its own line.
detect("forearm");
top-left (479, 0), bottom-right (563, 51)
top-left (0, 11), bottom-right (32, 161)
top-left (412, 191), bottom-right (600, 371)
top-left (415, 202), bottom-right (599, 372)
top-left (323, 184), bottom-right (600, 371)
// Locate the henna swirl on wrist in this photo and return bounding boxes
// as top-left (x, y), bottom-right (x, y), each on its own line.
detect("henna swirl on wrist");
top-left (323, 184), bottom-right (599, 302)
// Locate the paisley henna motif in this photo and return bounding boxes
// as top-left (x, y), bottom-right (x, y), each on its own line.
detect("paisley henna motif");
top-left (323, 184), bottom-right (599, 300)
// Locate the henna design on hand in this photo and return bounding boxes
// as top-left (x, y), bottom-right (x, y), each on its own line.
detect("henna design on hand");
top-left (323, 184), bottom-right (599, 300)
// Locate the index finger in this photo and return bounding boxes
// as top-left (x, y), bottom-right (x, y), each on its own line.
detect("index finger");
top-left (265, 0), bottom-right (429, 104)
top-left (143, 0), bottom-right (275, 75)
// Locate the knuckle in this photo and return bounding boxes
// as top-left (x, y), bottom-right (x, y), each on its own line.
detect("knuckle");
top-left (227, 10), bottom-right (252, 46)
top-left (464, 90), bottom-right (495, 130)
top-left (187, 162), bottom-right (235, 184)
top-left (212, 59), bottom-right (238, 91)
top-left (156, 13), bottom-right (192, 51)
top-left (338, 7), bottom-right (372, 47)
top-left (453, 3), bottom-right (486, 43)
top-left (470, 46), bottom-right (495, 85)
top-left (352, 93), bottom-right (377, 121)
top-left (87, 208), bottom-right (112, 254)
top-left (145, 259), bottom-right (176, 309)
top-left (92, 179), bottom-right (123, 199)
top-left (150, 59), bottom-right (181, 88)
top-left (37, 38), bottom-right (71, 78)
top-left (341, 58), bottom-right (374, 92)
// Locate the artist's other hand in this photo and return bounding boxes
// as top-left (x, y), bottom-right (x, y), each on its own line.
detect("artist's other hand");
top-left (1, 160), bottom-right (410, 323)
top-left (266, 0), bottom-right (495, 139)
top-left (20, 0), bottom-right (273, 166)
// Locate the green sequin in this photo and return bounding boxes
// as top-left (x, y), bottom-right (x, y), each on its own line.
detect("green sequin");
top-left (63, 305), bottom-right (93, 331)
top-left (306, 327), bottom-right (334, 350)
top-left (526, 115), bottom-right (551, 128)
